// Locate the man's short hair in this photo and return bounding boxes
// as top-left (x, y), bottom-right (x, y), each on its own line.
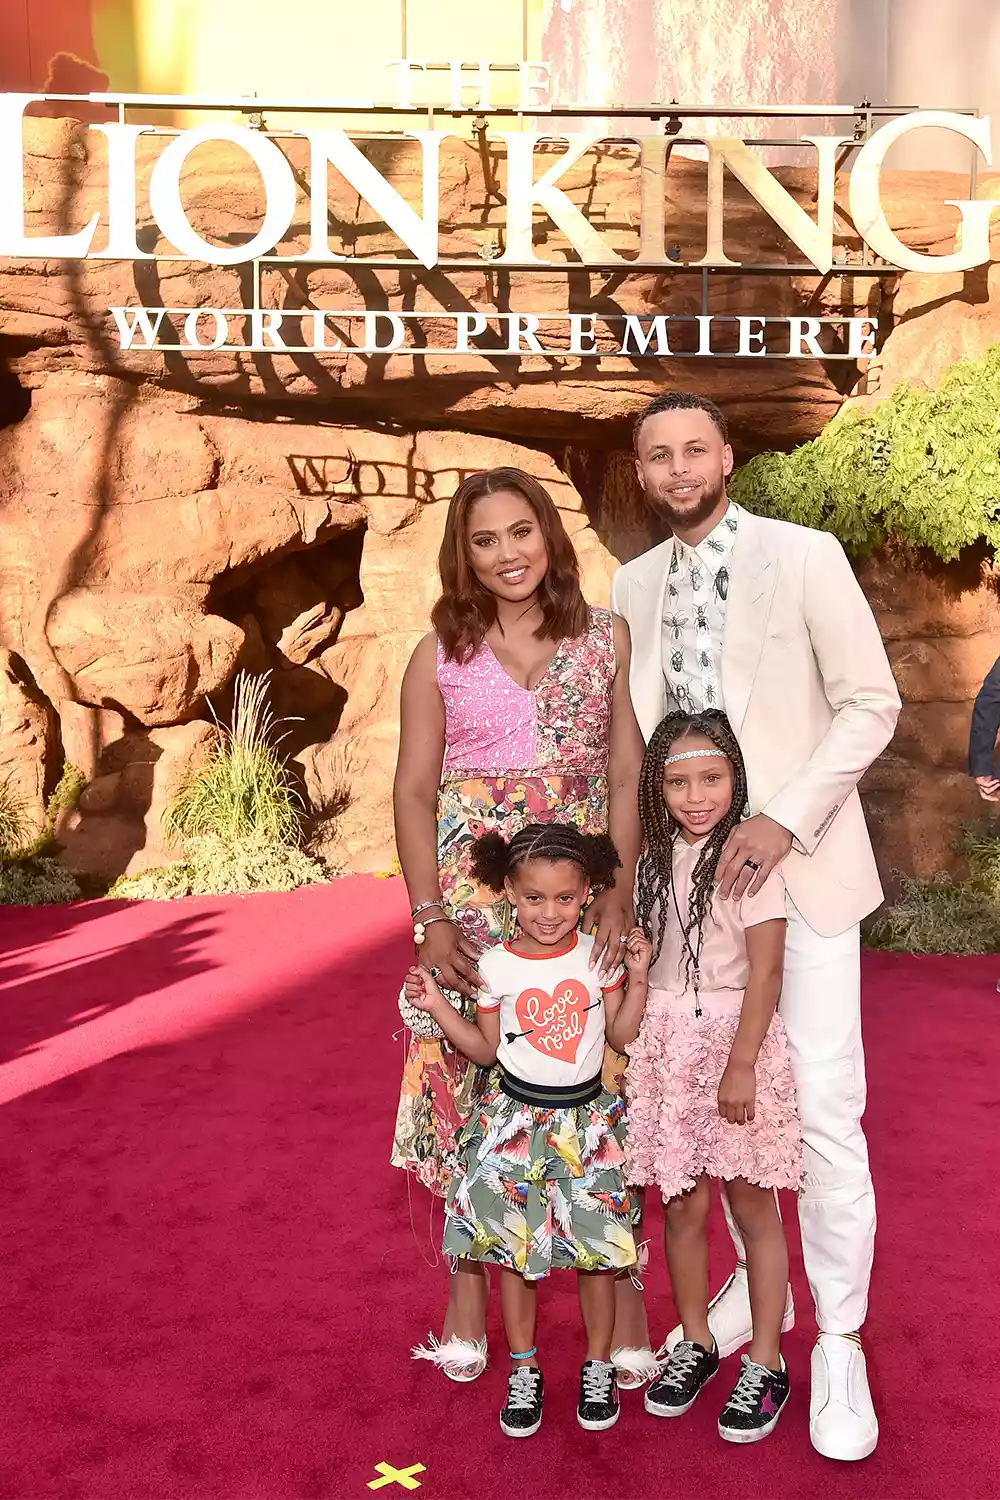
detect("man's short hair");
top-left (633, 391), bottom-right (729, 451)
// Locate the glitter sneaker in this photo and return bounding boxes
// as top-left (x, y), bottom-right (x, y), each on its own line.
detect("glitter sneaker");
top-left (577, 1359), bottom-right (620, 1431)
top-left (645, 1339), bottom-right (719, 1417)
top-left (499, 1366), bottom-right (543, 1439)
top-left (718, 1353), bottom-right (790, 1443)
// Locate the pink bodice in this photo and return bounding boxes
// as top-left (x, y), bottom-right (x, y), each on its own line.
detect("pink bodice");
top-left (437, 609), bottom-right (614, 778)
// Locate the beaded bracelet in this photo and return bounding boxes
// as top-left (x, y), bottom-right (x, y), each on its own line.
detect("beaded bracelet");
top-left (413, 914), bottom-right (450, 945)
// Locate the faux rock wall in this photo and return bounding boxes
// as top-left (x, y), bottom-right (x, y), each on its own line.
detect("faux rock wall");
top-left (1, 116), bottom-right (998, 887)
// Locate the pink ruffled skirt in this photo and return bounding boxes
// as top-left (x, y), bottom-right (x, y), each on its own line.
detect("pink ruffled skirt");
top-left (625, 988), bottom-right (802, 1201)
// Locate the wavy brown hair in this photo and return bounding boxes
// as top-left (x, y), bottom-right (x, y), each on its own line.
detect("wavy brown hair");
top-left (432, 467), bottom-right (590, 662)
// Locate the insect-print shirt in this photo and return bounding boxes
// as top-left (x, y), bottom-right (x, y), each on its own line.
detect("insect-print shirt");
top-left (476, 932), bottom-right (625, 1087)
top-left (661, 501), bottom-right (740, 714)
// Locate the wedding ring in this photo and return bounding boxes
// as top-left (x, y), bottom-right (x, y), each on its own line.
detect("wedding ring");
top-left (743, 858), bottom-right (761, 871)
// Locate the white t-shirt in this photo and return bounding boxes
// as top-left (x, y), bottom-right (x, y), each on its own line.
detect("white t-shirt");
top-left (477, 932), bottom-right (625, 1088)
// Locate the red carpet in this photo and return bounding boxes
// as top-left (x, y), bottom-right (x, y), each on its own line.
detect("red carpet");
top-left (0, 879), bottom-right (995, 1499)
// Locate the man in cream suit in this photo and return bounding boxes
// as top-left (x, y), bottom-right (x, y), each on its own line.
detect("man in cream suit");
top-left (612, 392), bottom-right (901, 1462)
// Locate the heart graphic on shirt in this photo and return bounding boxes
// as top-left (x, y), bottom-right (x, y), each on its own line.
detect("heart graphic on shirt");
top-left (514, 979), bottom-right (592, 1064)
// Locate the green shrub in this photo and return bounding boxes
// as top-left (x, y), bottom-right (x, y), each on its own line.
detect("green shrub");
top-left (164, 672), bottom-right (301, 847)
top-left (867, 821), bottom-right (1000, 954)
top-left (730, 343), bottom-right (1000, 560)
top-left (0, 780), bottom-right (28, 858)
top-left (109, 834), bottom-right (328, 901)
top-left (0, 855), bottom-right (80, 906)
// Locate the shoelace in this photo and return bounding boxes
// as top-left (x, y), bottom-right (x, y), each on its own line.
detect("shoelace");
top-left (658, 1341), bottom-right (706, 1391)
top-left (581, 1362), bottom-right (614, 1404)
top-left (506, 1367), bottom-right (540, 1411)
top-left (723, 1360), bottom-right (770, 1416)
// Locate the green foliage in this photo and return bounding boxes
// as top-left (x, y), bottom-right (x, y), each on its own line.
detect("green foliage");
top-left (111, 673), bottom-right (326, 901)
top-left (47, 763), bottom-right (87, 815)
top-left (0, 855), bottom-right (81, 906)
top-left (0, 780), bottom-right (28, 858)
top-left (164, 672), bottom-right (301, 847)
top-left (109, 834), bottom-right (329, 901)
top-left (867, 821), bottom-right (1000, 954)
top-left (730, 344), bottom-right (1000, 560)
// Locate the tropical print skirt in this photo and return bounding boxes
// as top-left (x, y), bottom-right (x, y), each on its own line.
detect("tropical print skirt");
top-left (390, 771), bottom-right (627, 1198)
top-left (441, 1072), bottom-right (639, 1281)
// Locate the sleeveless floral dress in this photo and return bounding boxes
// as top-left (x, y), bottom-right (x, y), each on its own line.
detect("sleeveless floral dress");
top-left (391, 608), bottom-right (626, 1197)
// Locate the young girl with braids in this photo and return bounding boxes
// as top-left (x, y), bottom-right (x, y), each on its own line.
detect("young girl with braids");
top-left (616, 710), bottom-right (802, 1445)
top-left (403, 821), bottom-right (653, 1439)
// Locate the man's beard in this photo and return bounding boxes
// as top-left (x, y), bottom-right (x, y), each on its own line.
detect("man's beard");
top-left (647, 472), bottom-right (727, 532)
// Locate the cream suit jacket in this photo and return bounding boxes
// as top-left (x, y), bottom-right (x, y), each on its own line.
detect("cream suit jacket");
top-left (611, 508), bottom-right (902, 936)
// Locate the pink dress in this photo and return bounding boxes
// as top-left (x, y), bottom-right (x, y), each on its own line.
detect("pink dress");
top-left (392, 609), bottom-right (620, 1197)
top-left (625, 837), bottom-right (802, 1200)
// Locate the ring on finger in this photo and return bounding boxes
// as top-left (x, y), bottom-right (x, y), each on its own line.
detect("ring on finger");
top-left (743, 858), bottom-right (761, 871)
top-left (429, 966), bottom-right (443, 979)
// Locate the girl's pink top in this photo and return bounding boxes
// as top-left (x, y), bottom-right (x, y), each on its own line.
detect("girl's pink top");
top-left (647, 836), bottom-right (788, 995)
top-left (436, 608), bottom-right (614, 778)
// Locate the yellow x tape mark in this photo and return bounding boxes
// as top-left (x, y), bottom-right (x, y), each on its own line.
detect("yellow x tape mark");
top-left (368, 1461), bottom-right (425, 1491)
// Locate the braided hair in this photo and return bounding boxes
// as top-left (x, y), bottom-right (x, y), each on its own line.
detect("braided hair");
top-left (636, 709), bottom-right (748, 979)
top-left (471, 821), bottom-right (620, 893)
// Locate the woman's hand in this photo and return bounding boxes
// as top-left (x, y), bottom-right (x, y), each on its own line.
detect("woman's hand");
top-left (585, 886), bottom-right (634, 981)
top-left (623, 926), bottom-right (652, 979)
top-left (417, 919), bottom-right (483, 999)
top-left (718, 1059), bottom-right (756, 1126)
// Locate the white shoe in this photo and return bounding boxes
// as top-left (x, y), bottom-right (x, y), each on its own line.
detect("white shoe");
top-left (810, 1333), bottom-right (878, 1461)
top-left (662, 1265), bottom-right (794, 1360)
top-left (411, 1333), bottom-right (488, 1382)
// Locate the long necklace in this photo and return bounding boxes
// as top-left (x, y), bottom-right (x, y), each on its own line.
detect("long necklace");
top-left (670, 874), bottom-right (704, 1018)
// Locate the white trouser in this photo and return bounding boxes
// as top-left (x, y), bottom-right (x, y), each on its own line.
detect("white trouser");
top-left (722, 894), bottom-right (875, 1335)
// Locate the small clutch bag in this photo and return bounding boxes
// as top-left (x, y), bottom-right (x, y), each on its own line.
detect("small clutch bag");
top-left (397, 980), bottom-right (464, 1040)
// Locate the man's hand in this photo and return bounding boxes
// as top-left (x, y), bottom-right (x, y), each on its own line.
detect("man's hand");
top-left (975, 775), bottom-right (1000, 803)
top-left (586, 886), bottom-right (634, 981)
top-left (717, 814), bottom-right (793, 900)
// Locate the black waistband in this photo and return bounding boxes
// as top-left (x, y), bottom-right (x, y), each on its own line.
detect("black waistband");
top-left (499, 1068), bottom-right (604, 1109)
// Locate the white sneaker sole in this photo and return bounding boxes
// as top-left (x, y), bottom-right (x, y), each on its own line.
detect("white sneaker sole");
top-left (809, 1425), bottom-right (878, 1462)
top-left (645, 1365), bottom-right (718, 1417)
top-left (497, 1416), bottom-right (539, 1440)
top-left (578, 1406), bottom-right (621, 1431)
top-left (719, 1402), bottom-right (787, 1444)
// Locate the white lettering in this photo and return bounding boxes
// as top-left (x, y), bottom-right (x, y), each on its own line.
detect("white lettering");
top-left (308, 311), bottom-right (342, 351)
top-left (499, 133), bottom-right (622, 264)
top-left (250, 309), bottom-right (287, 349)
top-left (737, 317), bottom-right (767, 357)
top-left (788, 316), bottom-right (824, 357)
top-left (362, 311), bottom-right (406, 351)
top-left (454, 311), bottom-right (488, 351)
top-left (305, 129), bottom-right (442, 269)
top-left (621, 315), bottom-right (672, 355)
top-left (109, 305), bottom-right (167, 349)
top-left (149, 125), bottom-right (296, 265)
top-left (847, 316), bottom-right (879, 359)
top-left (90, 123), bottom-right (156, 259)
top-left (383, 60), bottom-right (427, 109)
top-left (849, 112), bottom-right (998, 272)
top-left (695, 314), bottom-right (713, 356)
top-left (183, 309), bottom-right (229, 349)
top-left (568, 313), bottom-right (597, 355)
top-left (0, 94), bottom-right (99, 257)
top-left (507, 313), bottom-right (544, 353)
top-left (519, 61), bottom-right (552, 112)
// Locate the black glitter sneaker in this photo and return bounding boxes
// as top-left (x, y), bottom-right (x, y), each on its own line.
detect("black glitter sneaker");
top-left (500, 1366), bottom-right (544, 1438)
top-left (577, 1359), bottom-right (620, 1431)
top-left (645, 1339), bottom-right (719, 1417)
top-left (718, 1354), bottom-right (790, 1443)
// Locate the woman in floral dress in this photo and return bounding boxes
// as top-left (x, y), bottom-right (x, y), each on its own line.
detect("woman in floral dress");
top-left (392, 466), bottom-right (654, 1383)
